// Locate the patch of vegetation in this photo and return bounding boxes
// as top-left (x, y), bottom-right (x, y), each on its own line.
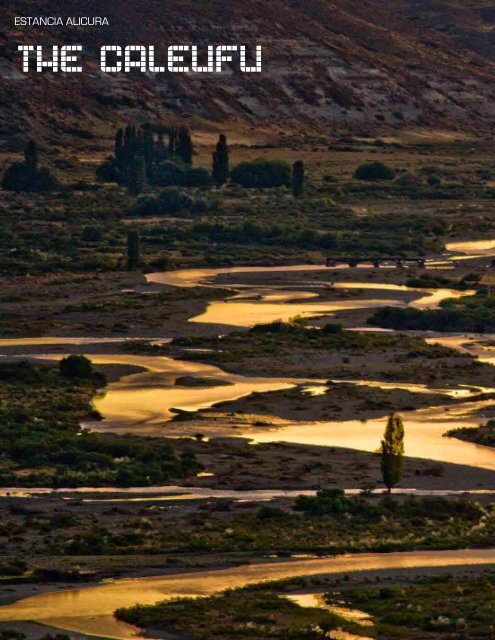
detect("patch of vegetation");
top-left (116, 589), bottom-right (359, 640)
top-left (354, 161), bottom-right (395, 181)
top-left (2, 141), bottom-right (58, 193)
top-left (405, 272), bottom-right (479, 290)
top-left (230, 159), bottom-right (291, 188)
top-left (369, 293), bottom-right (495, 332)
top-left (59, 494), bottom-right (494, 555)
top-left (334, 574), bottom-right (495, 639)
top-left (116, 574), bottom-right (495, 640)
top-left (0, 361), bottom-right (201, 486)
top-left (446, 420), bottom-right (495, 448)
top-left (173, 320), bottom-right (460, 363)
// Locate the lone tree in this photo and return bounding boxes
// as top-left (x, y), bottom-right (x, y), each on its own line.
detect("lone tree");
top-left (24, 139), bottom-right (39, 172)
top-left (59, 355), bottom-right (94, 380)
top-left (292, 160), bottom-right (305, 197)
top-left (380, 413), bottom-right (405, 493)
top-left (212, 134), bottom-right (229, 186)
top-left (127, 229), bottom-right (141, 269)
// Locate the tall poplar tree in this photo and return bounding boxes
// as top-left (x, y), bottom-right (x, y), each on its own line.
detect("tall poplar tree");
top-left (24, 140), bottom-right (39, 172)
top-left (177, 125), bottom-right (193, 165)
top-left (292, 160), bottom-right (305, 197)
top-left (380, 413), bottom-right (405, 493)
top-left (212, 134), bottom-right (229, 186)
top-left (129, 156), bottom-right (147, 195)
top-left (127, 229), bottom-right (141, 269)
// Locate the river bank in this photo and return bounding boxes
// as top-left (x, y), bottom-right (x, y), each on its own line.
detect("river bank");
top-left (1, 241), bottom-right (495, 639)
top-left (0, 549), bottom-right (494, 639)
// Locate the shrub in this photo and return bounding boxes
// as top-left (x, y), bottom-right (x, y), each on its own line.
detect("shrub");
top-left (2, 162), bottom-right (32, 192)
top-left (2, 162), bottom-right (58, 192)
top-left (294, 488), bottom-right (347, 515)
top-left (427, 174), bottom-right (442, 187)
top-left (185, 167), bottom-right (212, 187)
top-left (132, 195), bottom-right (160, 217)
top-left (59, 355), bottom-right (94, 380)
top-left (158, 187), bottom-right (194, 213)
top-left (81, 226), bottom-right (103, 242)
top-left (354, 162), bottom-right (395, 181)
top-left (152, 161), bottom-right (187, 187)
top-left (230, 159), bottom-right (291, 188)
top-left (322, 322), bottom-right (344, 334)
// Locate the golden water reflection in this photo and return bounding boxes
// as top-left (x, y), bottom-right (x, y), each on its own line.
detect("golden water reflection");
top-left (0, 549), bottom-right (493, 639)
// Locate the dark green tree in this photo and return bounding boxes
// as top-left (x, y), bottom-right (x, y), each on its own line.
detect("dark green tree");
top-left (24, 140), bottom-right (39, 172)
top-left (212, 134), bottom-right (229, 186)
top-left (168, 126), bottom-right (178, 156)
top-left (114, 128), bottom-right (125, 180)
top-left (292, 160), bottom-right (305, 197)
top-left (380, 413), bottom-right (405, 493)
top-left (59, 355), bottom-right (94, 380)
top-left (177, 125), bottom-right (193, 165)
top-left (127, 229), bottom-right (141, 269)
top-left (128, 156), bottom-right (147, 195)
top-left (2, 140), bottom-right (58, 193)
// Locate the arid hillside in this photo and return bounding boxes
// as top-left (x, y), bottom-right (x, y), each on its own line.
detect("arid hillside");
top-left (2, 0), bottom-right (495, 150)
top-left (390, 1), bottom-right (495, 60)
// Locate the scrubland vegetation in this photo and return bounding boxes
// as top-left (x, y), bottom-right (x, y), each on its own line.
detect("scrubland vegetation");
top-left (4, 125), bottom-right (493, 278)
top-left (0, 360), bottom-right (201, 487)
top-left (369, 292), bottom-right (495, 332)
top-left (116, 572), bottom-right (495, 640)
top-left (1, 125), bottom-right (495, 639)
top-left (9, 492), bottom-right (490, 558)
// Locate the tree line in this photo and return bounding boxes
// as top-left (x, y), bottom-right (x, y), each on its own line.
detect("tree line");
top-left (96, 122), bottom-right (306, 196)
top-left (1, 125), bottom-right (306, 197)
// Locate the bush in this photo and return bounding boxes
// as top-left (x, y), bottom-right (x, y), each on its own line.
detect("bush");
top-left (230, 159), bottom-right (291, 188)
top-left (354, 162), bottom-right (395, 181)
top-left (152, 161), bottom-right (187, 187)
top-left (427, 174), bottom-right (442, 187)
top-left (2, 162), bottom-right (32, 192)
top-left (295, 488), bottom-right (347, 515)
top-left (81, 226), bottom-right (103, 242)
top-left (59, 355), bottom-right (94, 380)
top-left (185, 167), bottom-right (212, 187)
top-left (158, 187), bottom-right (194, 213)
top-left (2, 162), bottom-right (58, 192)
top-left (132, 195), bottom-right (160, 217)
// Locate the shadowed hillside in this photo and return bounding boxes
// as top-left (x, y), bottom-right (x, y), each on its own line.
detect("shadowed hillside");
top-left (1, 0), bottom-right (495, 150)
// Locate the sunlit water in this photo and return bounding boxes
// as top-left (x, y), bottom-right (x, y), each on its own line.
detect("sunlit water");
top-left (148, 265), bottom-right (471, 328)
top-left (2, 272), bottom-right (495, 467)
top-left (6, 340), bottom-right (495, 470)
top-left (22, 352), bottom-right (296, 432)
top-left (147, 265), bottom-right (332, 288)
top-left (0, 549), bottom-right (493, 639)
top-left (289, 593), bottom-right (373, 626)
top-left (289, 593), bottom-right (374, 639)
top-left (250, 398), bottom-right (495, 470)
top-left (446, 239), bottom-right (495, 257)
top-left (1, 259), bottom-right (495, 637)
top-left (2, 486), bottom-right (493, 501)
